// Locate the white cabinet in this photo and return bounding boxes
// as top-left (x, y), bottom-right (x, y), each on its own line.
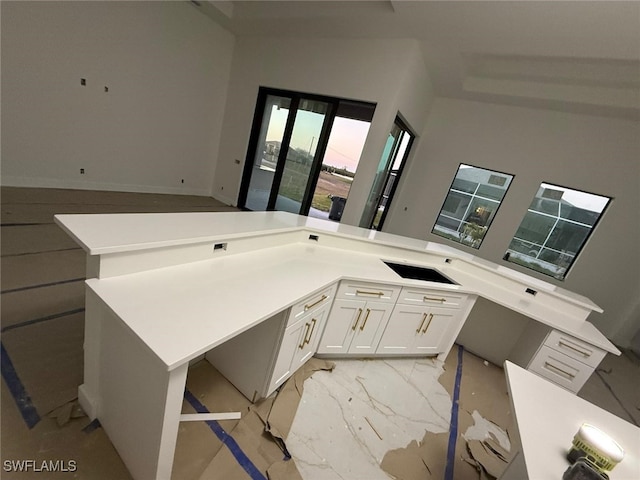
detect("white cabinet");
top-left (523, 328), bottom-right (606, 393)
top-left (267, 305), bottom-right (329, 395)
top-left (206, 283), bottom-right (337, 401)
top-left (377, 304), bottom-right (457, 355)
top-left (377, 287), bottom-right (469, 356)
top-left (317, 299), bottom-right (392, 355)
top-left (318, 281), bottom-right (399, 356)
top-left (508, 324), bottom-right (607, 394)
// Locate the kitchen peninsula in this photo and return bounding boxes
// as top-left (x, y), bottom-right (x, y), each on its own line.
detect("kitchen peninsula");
top-left (55, 211), bottom-right (619, 480)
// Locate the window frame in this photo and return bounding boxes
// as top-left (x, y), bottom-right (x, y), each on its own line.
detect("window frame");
top-left (431, 163), bottom-right (515, 249)
top-left (504, 182), bottom-right (612, 280)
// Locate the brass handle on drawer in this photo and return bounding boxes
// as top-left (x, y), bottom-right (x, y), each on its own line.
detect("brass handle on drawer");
top-left (417, 313), bottom-right (427, 333)
top-left (544, 362), bottom-right (575, 379)
top-left (558, 340), bottom-right (591, 357)
top-left (304, 318), bottom-right (317, 345)
top-left (304, 295), bottom-right (328, 311)
top-left (423, 296), bottom-right (445, 303)
top-left (299, 322), bottom-right (311, 349)
top-left (352, 308), bottom-right (363, 331)
top-left (356, 290), bottom-right (384, 297)
top-left (360, 309), bottom-right (371, 331)
top-left (422, 313), bottom-right (434, 334)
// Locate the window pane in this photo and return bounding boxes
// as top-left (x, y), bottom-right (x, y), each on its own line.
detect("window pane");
top-left (505, 183), bottom-right (611, 280)
top-left (432, 164), bottom-right (514, 249)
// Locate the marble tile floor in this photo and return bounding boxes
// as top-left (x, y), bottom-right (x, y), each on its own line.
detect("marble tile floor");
top-left (287, 357), bottom-right (509, 480)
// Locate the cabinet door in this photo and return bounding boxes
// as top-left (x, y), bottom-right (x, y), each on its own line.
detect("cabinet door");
top-left (267, 320), bottom-right (307, 395)
top-left (317, 299), bottom-right (365, 354)
top-left (412, 306), bottom-right (457, 355)
top-left (292, 306), bottom-right (329, 369)
top-left (376, 304), bottom-right (425, 354)
top-left (347, 301), bottom-right (393, 355)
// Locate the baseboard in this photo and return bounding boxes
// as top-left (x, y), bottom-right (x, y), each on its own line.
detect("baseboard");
top-left (211, 191), bottom-right (237, 207)
top-left (1, 176), bottom-right (212, 197)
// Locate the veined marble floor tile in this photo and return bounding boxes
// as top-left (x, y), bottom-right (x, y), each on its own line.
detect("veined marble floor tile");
top-left (287, 358), bottom-right (452, 480)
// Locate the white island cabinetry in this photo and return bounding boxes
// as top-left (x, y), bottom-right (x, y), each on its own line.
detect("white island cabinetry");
top-left (317, 281), bottom-right (399, 355)
top-left (377, 288), bottom-right (473, 356)
top-left (266, 285), bottom-right (335, 395)
top-left (206, 284), bottom-right (337, 401)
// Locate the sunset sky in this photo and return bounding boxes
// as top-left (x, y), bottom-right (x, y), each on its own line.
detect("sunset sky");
top-left (266, 106), bottom-right (370, 173)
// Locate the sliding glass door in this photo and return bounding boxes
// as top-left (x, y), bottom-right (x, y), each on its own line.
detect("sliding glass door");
top-left (274, 99), bottom-right (331, 214)
top-left (244, 95), bottom-right (291, 211)
top-left (239, 88), bottom-right (375, 219)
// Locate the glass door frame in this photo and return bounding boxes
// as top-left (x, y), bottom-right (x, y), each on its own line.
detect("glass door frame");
top-left (361, 115), bottom-right (415, 230)
top-left (238, 87), bottom-right (339, 215)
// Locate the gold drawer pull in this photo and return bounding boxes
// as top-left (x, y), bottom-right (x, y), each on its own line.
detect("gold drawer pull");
top-left (422, 313), bottom-right (434, 334)
top-left (558, 340), bottom-right (591, 357)
top-left (304, 295), bottom-right (328, 311)
top-left (423, 296), bottom-right (446, 303)
top-left (417, 313), bottom-right (427, 333)
top-left (356, 290), bottom-right (384, 297)
top-left (544, 362), bottom-right (575, 379)
top-left (299, 323), bottom-right (311, 349)
top-left (360, 309), bottom-right (371, 331)
top-left (352, 308), bottom-right (363, 331)
top-left (304, 318), bottom-right (317, 345)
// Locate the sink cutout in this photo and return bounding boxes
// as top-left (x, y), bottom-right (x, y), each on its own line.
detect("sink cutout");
top-left (383, 261), bottom-right (457, 285)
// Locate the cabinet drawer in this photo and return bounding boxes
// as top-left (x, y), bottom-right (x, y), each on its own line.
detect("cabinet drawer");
top-left (528, 345), bottom-right (593, 393)
top-left (398, 287), bottom-right (466, 309)
top-left (544, 330), bottom-right (606, 368)
top-left (336, 281), bottom-right (400, 304)
top-left (289, 284), bottom-right (337, 326)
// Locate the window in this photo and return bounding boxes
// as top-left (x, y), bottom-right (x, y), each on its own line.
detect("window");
top-left (432, 164), bottom-right (514, 248)
top-left (504, 183), bottom-right (611, 280)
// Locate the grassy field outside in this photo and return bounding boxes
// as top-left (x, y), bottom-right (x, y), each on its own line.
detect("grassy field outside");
top-left (312, 171), bottom-right (352, 211)
top-left (278, 161), bottom-right (353, 212)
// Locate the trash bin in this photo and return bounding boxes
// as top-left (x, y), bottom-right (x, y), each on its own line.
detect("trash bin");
top-left (328, 196), bottom-right (346, 221)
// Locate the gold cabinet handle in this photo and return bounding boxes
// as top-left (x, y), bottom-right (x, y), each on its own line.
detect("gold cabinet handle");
top-left (304, 318), bottom-right (317, 345)
top-left (422, 313), bottom-right (434, 334)
top-left (416, 313), bottom-right (427, 333)
top-left (304, 295), bottom-right (328, 311)
top-left (558, 340), bottom-right (591, 357)
top-left (352, 308), bottom-right (363, 331)
top-left (356, 290), bottom-right (384, 297)
top-left (360, 309), bottom-right (371, 331)
top-left (544, 362), bottom-right (575, 379)
top-left (299, 322), bottom-right (311, 349)
top-left (423, 296), bottom-right (445, 303)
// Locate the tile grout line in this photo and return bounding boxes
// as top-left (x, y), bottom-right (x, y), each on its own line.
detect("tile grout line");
top-left (1, 308), bottom-right (85, 333)
top-left (183, 389), bottom-right (268, 480)
top-left (1, 247), bottom-right (83, 258)
top-left (445, 344), bottom-right (464, 480)
top-left (1, 277), bottom-right (86, 295)
top-left (1, 342), bottom-right (41, 429)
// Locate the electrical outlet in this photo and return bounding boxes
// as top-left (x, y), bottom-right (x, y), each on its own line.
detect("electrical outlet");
top-left (80, 78), bottom-right (86, 86)
top-left (80, 168), bottom-right (85, 174)
top-left (181, 179), bottom-right (184, 184)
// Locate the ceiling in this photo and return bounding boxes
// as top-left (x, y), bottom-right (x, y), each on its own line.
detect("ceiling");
top-left (193, 1), bottom-right (640, 119)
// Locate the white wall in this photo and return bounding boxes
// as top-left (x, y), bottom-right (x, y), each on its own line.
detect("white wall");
top-left (1, 1), bottom-right (234, 196)
top-left (211, 36), bottom-right (434, 222)
top-left (386, 98), bottom-right (640, 347)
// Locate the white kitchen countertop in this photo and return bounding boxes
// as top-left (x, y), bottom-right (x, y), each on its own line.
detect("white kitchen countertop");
top-left (55, 211), bottom-right (619, 369)
top-left (504, 361), bottom-right (639, 480)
